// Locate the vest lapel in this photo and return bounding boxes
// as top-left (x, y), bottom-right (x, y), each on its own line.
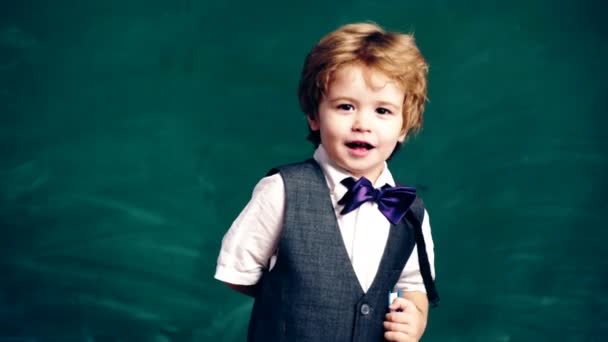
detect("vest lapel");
top-left (308, 160), bottom-right (366, 295)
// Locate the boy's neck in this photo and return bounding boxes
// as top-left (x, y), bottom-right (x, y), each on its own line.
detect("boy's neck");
top-left (351, 168), bottom-right (384, 184)
top-left (328, 158), bottom-right (386, 185)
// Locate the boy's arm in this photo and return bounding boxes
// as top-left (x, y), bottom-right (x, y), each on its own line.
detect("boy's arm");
top-left (385, 209), bottom-right (435, 340)
top-left (214, 174), bottom-right (285, 296)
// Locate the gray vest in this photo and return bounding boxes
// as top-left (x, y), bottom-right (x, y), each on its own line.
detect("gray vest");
top-left (248, 159), bottom-right (425, 342)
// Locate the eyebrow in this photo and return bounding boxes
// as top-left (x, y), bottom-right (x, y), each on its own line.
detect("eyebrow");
top-left (330, 96), bottom-right (400, 109)
top-left (375, 101), bottom-right (401, 109)
top-left (328, 96), bottom-right (359, 104)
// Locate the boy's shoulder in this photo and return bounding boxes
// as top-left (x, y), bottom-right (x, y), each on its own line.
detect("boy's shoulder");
top-left (407, 196), bottom-right (425, 226)
top-left (264, 158), bottom-right (319, 178)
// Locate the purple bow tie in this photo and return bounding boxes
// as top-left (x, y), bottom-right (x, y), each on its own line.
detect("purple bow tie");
top-left (338, 177), bottom-right (417, 225)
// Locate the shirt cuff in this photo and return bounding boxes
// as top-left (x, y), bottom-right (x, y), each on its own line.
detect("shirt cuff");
top-left (214, 265), bottom-right (262, 286)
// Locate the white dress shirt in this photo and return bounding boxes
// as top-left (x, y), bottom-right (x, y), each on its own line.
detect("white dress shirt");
top-left (215, 145), bottom-right (435, 293)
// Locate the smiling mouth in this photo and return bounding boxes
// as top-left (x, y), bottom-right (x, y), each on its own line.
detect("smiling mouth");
top-left (345, 141), bottom-right (375, 150)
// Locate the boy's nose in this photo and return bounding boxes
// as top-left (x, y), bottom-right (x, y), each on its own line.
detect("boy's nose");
top-left (352, 113), bottom-right (372, 132)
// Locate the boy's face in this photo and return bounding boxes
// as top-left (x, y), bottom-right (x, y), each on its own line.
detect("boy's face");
top-left (308, 64), bottom-right (406, 182)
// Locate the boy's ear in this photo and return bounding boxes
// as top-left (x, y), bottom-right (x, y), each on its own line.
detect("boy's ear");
top-left (307, 114), bottom-right (320, 131)
top-left (397, 129), bottom-right (407, 143)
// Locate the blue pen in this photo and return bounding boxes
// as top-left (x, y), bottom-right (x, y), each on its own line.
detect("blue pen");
top-left (388, 288), bottom-right (403, 307)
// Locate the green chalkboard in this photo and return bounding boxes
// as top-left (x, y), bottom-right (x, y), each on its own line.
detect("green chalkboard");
top-left (1, 0), bottom-right (607, 340)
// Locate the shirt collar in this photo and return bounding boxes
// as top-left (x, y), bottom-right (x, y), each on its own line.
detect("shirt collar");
top-left (312, 144), bottom-right (396, 200)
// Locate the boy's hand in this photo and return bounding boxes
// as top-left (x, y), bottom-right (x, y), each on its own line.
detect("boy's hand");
top-left (383, 297), bottom-right (424, 341)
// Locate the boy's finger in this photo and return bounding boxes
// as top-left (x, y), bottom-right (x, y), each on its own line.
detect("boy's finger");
top-left (383, 320), bottom-right (413, 333)
top-left (384, 330), bottom-right (415, 342)
top-left (385, 311), bottom-right (415, 324)
top-left (389, 297), bottom-right (415, 311)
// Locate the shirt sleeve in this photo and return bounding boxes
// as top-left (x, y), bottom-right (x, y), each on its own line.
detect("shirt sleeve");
top-left (214, 173), bottom-right (285, 286)
top-left (396, 208), bottom-right (436, 293)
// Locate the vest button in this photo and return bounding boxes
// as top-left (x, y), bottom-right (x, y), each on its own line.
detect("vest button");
top-left (360, 303), bottom-right (371, 315)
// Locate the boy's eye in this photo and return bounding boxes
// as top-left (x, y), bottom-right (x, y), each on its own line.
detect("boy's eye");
top-left (376, 107), bottom-right (392, 115)
top-left (337, 104), bottom-right (354, 111)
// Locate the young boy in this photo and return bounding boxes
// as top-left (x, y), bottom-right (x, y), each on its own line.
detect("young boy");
top-left (215, 22), bottom-right (439, 342)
